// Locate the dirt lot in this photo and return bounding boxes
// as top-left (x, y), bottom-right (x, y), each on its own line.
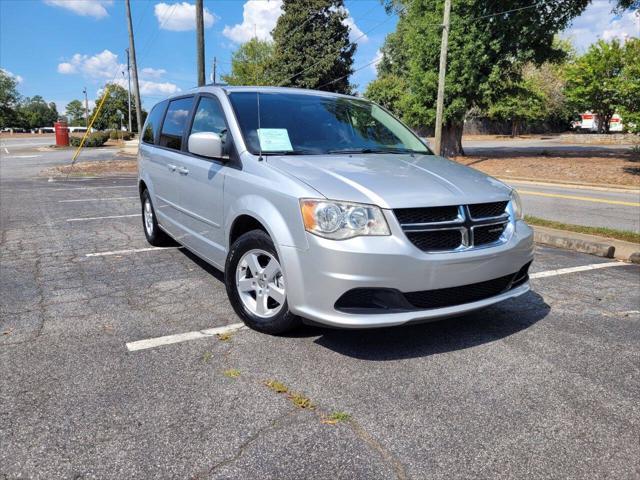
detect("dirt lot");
top-left (455, 149), bottom-right (640, 186)
top-left (50, 158), bottom-right (137, 176)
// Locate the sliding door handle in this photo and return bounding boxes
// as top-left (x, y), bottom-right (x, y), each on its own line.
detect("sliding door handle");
top-left (177, 166), bottom-right (189, 175)
top-left (167, 164), bottom-right (177, 172)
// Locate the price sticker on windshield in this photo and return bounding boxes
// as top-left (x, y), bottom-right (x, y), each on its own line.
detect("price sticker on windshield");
top-left (257, 128), bottom-right (293, 152)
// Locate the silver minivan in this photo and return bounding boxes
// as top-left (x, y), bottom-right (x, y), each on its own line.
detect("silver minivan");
top-left (138, 86), bottom-right (533, 334)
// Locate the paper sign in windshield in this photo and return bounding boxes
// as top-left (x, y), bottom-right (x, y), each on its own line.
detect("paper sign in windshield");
top-left (257, 128), bottom-right (293, 152)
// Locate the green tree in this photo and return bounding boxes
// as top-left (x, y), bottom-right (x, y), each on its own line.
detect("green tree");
top-left (65, 99), bottom-right (86, 126)
top-left (91, 83), bottom-right (145, 132)
top-left (0, 69), bottom-right (21, 128)
top-left (17, 96), bottom-right (58, 129)
top-left (617, 38), bottom-right (639, 134)
top-left (565, 39), bottom-right (628, 133)
top-left (371, 0), bottom-right (633, 155)
top-left (487, 77), bottom-right (546, 136)
top-left (270, 0), bottom-right (356, 94)
top-left (222, 38), bottom-right (276, 86)
top-left (364, 74), bottom-right (408, 118)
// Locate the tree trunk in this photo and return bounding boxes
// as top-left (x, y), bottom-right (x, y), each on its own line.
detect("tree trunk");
top-left (440, 122), bottom-right (464, 157)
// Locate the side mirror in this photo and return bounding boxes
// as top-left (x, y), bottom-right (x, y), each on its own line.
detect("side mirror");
top-left (188, 131), bottom-right (226, 159)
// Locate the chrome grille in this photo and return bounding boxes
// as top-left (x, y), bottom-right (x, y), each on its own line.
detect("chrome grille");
top-left (395, 202), bottom-right (510, 253)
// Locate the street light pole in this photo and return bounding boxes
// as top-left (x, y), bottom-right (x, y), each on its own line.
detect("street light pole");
top-left (82, 87), bottom-right (89, 128)
top-left (125, 48), bottom-right (132, 133)
top-left (434, 0), bottom-right (451, 157)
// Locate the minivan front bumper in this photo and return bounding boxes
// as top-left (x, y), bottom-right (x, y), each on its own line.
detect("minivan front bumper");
top-left (279, 218), bottom-right (534, 328)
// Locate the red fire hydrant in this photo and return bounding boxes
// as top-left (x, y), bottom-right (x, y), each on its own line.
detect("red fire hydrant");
top-left (54, 121), bottom-right (69, 147)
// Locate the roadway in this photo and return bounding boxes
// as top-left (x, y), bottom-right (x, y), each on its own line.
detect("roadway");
top-left (1, 139), bottom-right (638, 232)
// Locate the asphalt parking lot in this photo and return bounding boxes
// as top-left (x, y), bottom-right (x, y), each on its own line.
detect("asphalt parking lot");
top-left (1, 170), bottom-right (640, 479)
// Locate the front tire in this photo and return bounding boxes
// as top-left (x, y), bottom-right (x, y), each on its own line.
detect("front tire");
top-left (141, 189), bottom-right (172, 247)
top-left (225, 230), bottom-right (301, 335)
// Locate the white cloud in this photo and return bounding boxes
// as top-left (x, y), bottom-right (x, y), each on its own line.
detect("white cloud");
top-left (341, 7), bottom-right (368, 43)
top-left (223, 0), bottom-right (282, 43)
top-left (154, 2), bottom-right (216, 31)
top-left (563, 1), bottom-right (639, 51)
top-left (1, 68), bottom-right (24, 84)
top-left (370, 49), bottom-right (383, 73)
top-left (44, 0), bottom-right (113, 19)
top-left (222, 0), bottom-right (366, 44)
top-left (58, 50), bottom-right (180, 97)
top-left (141, 67), bottom-right (167, 79)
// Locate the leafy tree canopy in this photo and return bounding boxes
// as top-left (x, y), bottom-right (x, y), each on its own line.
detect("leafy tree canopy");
top-left (0, 70), bottom-right (21, 128)
top-left (91, 83), bottom-right (145, 132)
top-left (221, 38), bottom-right (276, 86)
top-left (17, 95), bottom-right (59, 130)
top-left (270, 0), bottom-right (356, 94)
top-left (65, 99), bottom-right (86, 126)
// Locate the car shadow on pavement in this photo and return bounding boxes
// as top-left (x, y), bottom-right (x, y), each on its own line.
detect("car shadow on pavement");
top-left (308, 292), bottom-right (550, 361)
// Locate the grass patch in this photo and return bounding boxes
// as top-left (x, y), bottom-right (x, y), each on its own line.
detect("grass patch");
top-left (265, 379), bottom-right (288, 394)
top-left (288, 392), bottom-right (314, 409)
top-left (223, 368), bottom-right (241, 378)
top-left (201, 351), bottom-right (213, 363)
top-left (322, 411), bottom-right (351, 424)
top-left (216, 332), bottom-right (233, 341)
top-left (526, 215), bottom-right (640, 244)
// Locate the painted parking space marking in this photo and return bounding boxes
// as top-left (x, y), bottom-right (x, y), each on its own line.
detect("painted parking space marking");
top-left (529, 261), bottom-right (627, 279)
top-left (4, 154), bottom-right (42, 159)
top-left (68, 214), bottom-right (139, 222)
top-left (519, 190), bottom-right (640, 207)
top-left (124, 261), bottom-right (635, 352)
top-left (59, 196), bottom-right (138, 203)
top-left (126, 323), bottom-right (246, 352)
top-left (54, 185), bottom-right (137, 191)
top-left (86, 246), bottom-right (182, 257)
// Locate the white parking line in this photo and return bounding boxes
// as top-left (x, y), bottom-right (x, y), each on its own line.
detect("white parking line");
top-left (529, 262), bottom-right (626, 279)
top-left (68, 214), bottom-right (139, 222)
top-left (54, 185), bottom-right (136, 191)
top-left (5, 154), bottom-right (42, 159)
top-left (126, 323), bottom-right (246, 352)
top-left (59, 196), bottom-right (138, 203)
top-left (86, 246), bottom-right (182, 257)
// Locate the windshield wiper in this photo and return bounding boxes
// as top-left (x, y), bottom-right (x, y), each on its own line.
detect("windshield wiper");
top-left (262, 150), bottom-right (314, 155)
top-left (327, 147), bottom-right (421, 154)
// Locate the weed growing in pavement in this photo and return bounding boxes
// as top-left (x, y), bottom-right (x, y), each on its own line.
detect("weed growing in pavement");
top-left (265, 379), bottom-right (288, 393)
top-left (216, 332), bottom-right (233, 341)
top-left (289, 392), bottom-right (315, 409)
top-left (223, 369), bottom-right (241, 378)
top-left (323, 411), bottom-right (351, 424)
top-left (201, 351), bottom-right (213, 363)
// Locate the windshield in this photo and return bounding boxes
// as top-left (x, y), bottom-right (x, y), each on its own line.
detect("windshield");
top-left (228, 91), bottom-right (431, 155)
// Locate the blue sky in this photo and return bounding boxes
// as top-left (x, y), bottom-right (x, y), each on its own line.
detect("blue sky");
top-left (0, 0), bottom-right (638, 115)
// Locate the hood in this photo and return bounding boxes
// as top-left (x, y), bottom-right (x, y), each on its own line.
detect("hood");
top-left (266, 153), bottom-right (511, 209)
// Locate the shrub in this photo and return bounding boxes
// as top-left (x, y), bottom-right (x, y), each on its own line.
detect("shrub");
top-left (69, 131), bottom-right (109, 148)
top-left (108, 130), bottom-right (134, 141)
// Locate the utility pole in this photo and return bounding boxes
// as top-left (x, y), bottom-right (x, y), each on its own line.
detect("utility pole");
top-left (196, 0), bottom-right (205, 86)
top-left (82, 87), bottom-right (89, 128)
top-left (434, 0), bottom-right (451, 156)
top-left (125, 48), bottom-right (132, 132)
top-left (211, 56), bottom-right (217, 84)
top-left (125, 0), bottom-right (143, 135)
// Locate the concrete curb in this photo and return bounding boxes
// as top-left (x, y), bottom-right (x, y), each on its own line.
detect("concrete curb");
top-left (533, 225), bottom-right (640, 263)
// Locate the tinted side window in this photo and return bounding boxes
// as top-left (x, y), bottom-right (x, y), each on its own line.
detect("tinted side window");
top-left (142, 102), bottom-right (165, 144)
top-left (191, 97), bottom-right (227, 135)
top-left (159, 97), bottom-right (194, 150)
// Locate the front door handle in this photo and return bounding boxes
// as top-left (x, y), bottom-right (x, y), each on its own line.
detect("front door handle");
top-left (177, 166), bottom-right (189, 175)
top-left (167, 163), bottom-right (177, 172)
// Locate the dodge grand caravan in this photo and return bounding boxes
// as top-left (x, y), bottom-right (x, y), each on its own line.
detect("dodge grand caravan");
top-left (138, 86), bottom-right (533, 334)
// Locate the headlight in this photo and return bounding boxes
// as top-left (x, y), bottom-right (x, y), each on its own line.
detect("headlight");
top-left (300, 199), bottom-right (390, 240)
top-left (510, 189), bottom-right (524, 220)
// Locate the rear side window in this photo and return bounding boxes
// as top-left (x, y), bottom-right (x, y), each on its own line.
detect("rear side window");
top-left (142, 102), bottom-right (165, 144)
top-left (159, 97), bottom-right (194, 150)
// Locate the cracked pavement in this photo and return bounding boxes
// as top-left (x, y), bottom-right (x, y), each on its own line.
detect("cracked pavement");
top-left (1, 151), bottom-right (639, 479)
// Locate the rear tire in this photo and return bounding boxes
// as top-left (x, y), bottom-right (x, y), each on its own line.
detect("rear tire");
top-left (225, 230), bottom-right (301, 335)
top-left (141, 189), bottom-right (172, 247)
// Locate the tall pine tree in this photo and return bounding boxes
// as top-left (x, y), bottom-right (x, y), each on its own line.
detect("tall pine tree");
top-left (270, 0), bottom-right (356, 94)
